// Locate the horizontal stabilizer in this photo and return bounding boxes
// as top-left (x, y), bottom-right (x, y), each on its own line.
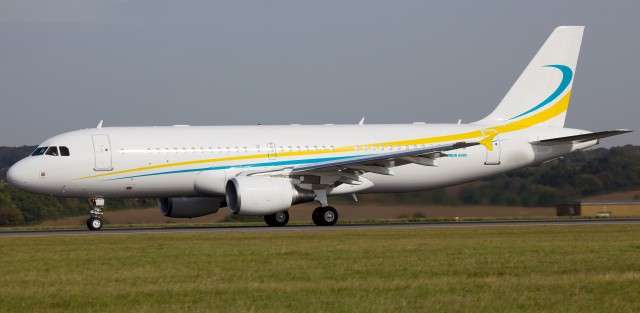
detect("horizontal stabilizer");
top-left (532, 129), bottom-right (632, 145)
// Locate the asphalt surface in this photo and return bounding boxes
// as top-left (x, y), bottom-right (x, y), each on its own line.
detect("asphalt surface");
top-left (1, 218), bottom-right (640, 237)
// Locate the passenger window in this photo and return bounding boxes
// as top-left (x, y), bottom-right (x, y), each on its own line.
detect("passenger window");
top-left (59, 146), bottom-right (70, 156)
top-left (45, 146), bottom-right (59, 156)
top-left (31, 147), bottom-right (47, 156)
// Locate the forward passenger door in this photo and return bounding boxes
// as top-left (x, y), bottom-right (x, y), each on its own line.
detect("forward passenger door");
top-left (92, 134), bottom-right (113, 171)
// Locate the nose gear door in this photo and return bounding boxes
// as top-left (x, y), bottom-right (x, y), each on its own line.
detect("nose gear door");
top-left (92, 134), bottom-right (113, 171)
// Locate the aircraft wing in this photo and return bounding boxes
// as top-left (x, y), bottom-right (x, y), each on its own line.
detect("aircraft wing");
top-left (289, 141), bottom-right (478, 175)
top-left (239, 141), bottom-right (478, 181)
top-left (531, 129), bottom-right (632, 146)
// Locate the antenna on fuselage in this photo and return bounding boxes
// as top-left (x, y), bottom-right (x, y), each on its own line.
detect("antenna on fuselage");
top-left (358, 117), bottom-right (365, 126)
top-left (96, 120), bottom-right (104, 129)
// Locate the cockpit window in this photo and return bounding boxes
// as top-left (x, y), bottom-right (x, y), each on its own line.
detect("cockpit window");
top-left (33, 146), bottom-right (70, 157)
top-left (45, 146), bottom-right (59, 156)
top-left (60, 146), bottom-right (70, 156)
top-left (31, 147), bottom-right (47, 156)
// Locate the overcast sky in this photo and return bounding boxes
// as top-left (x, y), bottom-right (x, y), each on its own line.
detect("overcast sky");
top-left (0, 0), bottom-right (637, 147)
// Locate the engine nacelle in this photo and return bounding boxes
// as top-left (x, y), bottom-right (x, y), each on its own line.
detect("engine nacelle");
top-left (159, 197), bottom-right (225, 218)
top-left (225, 176), bottom-right (314, 215)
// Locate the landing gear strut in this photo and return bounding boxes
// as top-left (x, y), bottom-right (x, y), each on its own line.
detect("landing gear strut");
top-left (312, 206), bottom-right (339, 226)
top-left (86, 197), bottom-right (104, 231)
top-left (264, 211), bottom-right (289, 227)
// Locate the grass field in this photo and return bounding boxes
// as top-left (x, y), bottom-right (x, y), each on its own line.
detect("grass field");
top-left (1, 225), bottom-right (639, 313)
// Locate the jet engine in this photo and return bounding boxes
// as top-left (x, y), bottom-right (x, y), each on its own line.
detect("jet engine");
top-left (225, 176), bottom-right (314, 215)
top-left (159, 197), bottom-right (225, 218)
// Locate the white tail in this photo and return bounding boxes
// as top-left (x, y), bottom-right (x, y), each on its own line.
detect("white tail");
top-left (475, 26), bottom-right (584, 128)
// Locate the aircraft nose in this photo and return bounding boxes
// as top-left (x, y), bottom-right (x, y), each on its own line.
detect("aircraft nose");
top-left (6, 164), bottom-right (16, 185)
top-left (6, 161), bottom-right (27, 189)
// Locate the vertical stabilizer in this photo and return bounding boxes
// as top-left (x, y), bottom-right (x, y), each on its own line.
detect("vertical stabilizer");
top-left (475, 26), bottom-right (584, 128)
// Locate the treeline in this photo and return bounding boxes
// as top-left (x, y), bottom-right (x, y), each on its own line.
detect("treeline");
top-left (458, 145), bottom-right (640, 206)
top-left (1, 145), bottom-right (639, 226)
top-left (0, 181), bottom-right (154, 225)
top-left (344, 145), bottom-right (640, 207)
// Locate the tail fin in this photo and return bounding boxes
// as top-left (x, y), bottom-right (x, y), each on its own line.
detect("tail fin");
top-left (475, 26), bottom-right (584, 128)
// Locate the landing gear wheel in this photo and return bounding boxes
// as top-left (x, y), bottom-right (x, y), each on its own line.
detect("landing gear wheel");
top-left (264, 211), bottom-right (289, 227)
top-left (86, 197), bottom-right (105, 231)
top-left (312, 207), bottom-right (323, 225)
top-left (312, 206), bottom-right (339, 226)
top-left (86, 217), bottom-right (103, 231)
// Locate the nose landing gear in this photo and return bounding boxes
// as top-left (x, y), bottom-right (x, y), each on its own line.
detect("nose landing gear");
top-left (86, 216), bottom-right (103, 231)
top-left (86, 197), bottom-right (105, 231)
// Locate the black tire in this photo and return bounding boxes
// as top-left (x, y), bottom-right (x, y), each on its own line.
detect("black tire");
top-left (86, 217), bottom-right (103, 231)
top-left (312, 207), bottom-right (324, 226)
top-left (264, 211), bottom-right (289, 227)
top-left (312, 206), bottom-right (339, 226)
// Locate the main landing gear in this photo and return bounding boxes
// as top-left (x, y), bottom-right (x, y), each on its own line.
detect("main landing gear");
top-left (263, 207), bottom-right (338, 227)
top-left (312, 206), bottom-right (339, 226)
top-left (86, 197), bottom-right (105, 231)
top-left (310, 190), bottom-right (339, 226)
top-left (262, 191), bottom-right (341, 227)
top-left (264, 211), bottom-right (289, 227)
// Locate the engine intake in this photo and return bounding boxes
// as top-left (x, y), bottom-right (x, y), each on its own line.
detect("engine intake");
top-left (159, 197), bottom-right (225, 218)
top-left (225, 176), bottom-right (314, 215)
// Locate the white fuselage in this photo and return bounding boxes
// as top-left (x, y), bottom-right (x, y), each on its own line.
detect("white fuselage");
top-left (6, 123), bottom-right (594, 199)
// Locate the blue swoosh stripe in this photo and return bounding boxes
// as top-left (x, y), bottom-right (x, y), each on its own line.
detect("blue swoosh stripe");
top-left (509, 64), bottom-right (573, 120)
top-left (106, 154), bottom-right (363, 181)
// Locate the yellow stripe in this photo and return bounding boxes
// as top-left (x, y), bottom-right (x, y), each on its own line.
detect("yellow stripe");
top-left (80, 146), bottom-right (356, 180)
top-left (80, 91), bottom-right (571, 180)
top-left (493, 91), bottom-right (571, 133)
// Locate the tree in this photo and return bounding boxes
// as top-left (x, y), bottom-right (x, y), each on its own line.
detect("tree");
top-left (0, 189), bottom-right (23, 225)
top-left (0, 206), bottom-right (24, 225)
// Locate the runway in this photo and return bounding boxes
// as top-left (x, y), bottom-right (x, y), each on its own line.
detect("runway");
top-left (1, 218), bottom-right (640, 237)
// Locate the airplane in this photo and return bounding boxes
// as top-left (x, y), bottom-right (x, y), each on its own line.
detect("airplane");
top-left (6, 26), bottom-right (632, 230)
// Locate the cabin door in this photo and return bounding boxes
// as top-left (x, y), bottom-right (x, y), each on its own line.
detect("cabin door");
top-left (92, 134), bottom-right (113, 171)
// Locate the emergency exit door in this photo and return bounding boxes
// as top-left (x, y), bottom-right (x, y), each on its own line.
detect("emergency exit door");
top-left (92, 134), bottom-right (113, 171)
top-left (266, 142), bottom-right (277, 160)
top-left (484, 139), bottom-right (502, 165)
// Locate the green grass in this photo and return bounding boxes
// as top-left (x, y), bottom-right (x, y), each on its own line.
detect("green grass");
top-left (1, 225), bottom-right (640, 313)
